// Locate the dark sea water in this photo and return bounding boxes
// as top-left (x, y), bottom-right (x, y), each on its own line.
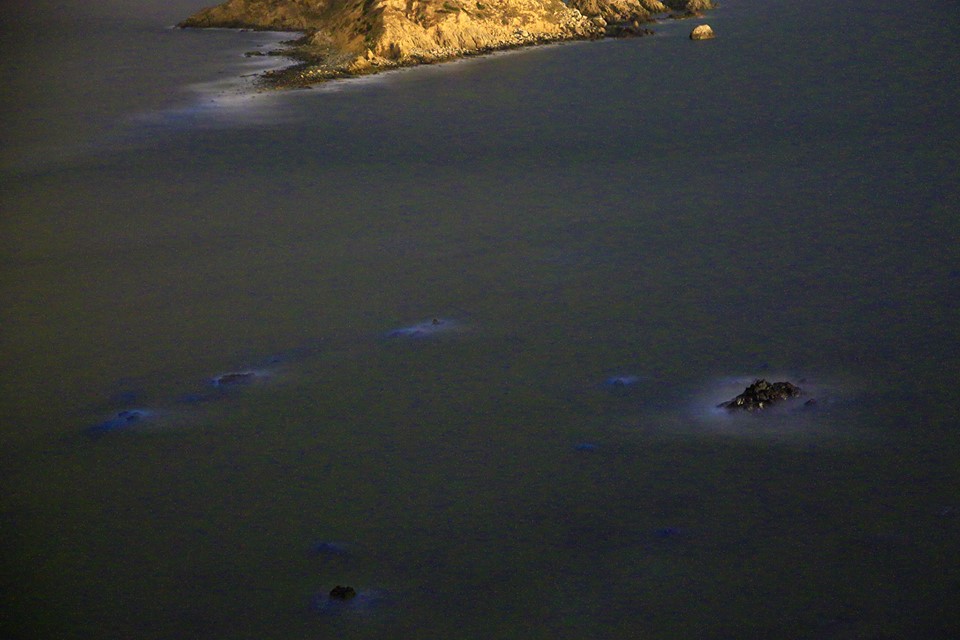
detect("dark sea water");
top-left (3, 0), bottom-right (960, 638)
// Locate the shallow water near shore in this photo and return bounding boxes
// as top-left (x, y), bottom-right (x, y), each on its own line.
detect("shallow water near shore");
top-left (3, 0), bottom-right (960, 638)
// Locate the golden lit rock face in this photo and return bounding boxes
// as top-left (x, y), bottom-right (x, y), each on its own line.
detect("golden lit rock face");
top-left (361, 0), bottom-right (599, 61)
top-left (180, 0), bottom-right (714, 83)
top-left (689, 23), bottom-right (714, 39)
top-left (179, 0), bottom-right (333, 31)
top-left (567, 0), bottom-right (649, 24)
top-left (182, 0), bottom-right (599, 66)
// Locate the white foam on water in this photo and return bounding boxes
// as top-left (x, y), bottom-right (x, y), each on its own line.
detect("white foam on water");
top-left (211, 370), bottom-right (261, 387)
top-left (127, 31), bottom-right (299, 131)
top-left (266, 38), bottom-right (595, 98)
top-left (131, 75), bottom-right (287, 130)
top-left (386, 317), bottom-right (461, 339)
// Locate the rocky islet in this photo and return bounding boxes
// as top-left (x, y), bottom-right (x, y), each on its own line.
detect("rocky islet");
top-left (179, 0), bottom-right (716, 87)
top-left (718, 379), bottom-right (805, 412)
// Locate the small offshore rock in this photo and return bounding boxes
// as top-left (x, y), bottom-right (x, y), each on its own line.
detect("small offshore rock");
top-left (329, 585), bottom-right (357, 600)
top-left (213, 371), bottom-right (256, 386)
top-left (690, 24), bottom-right (715, 40)
top-left (718, 379), bottom-right (802, 411)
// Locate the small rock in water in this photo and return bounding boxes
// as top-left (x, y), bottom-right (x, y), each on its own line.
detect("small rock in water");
top-left (574, 442), bottom-right (599, 452)
top-left (212, 371), bottom-right (256, 387)
top-left (314, 587), bottom-right (390, 617)
top-left (718, 379), bottom-right (802, 411)
top-left (690, 24), bottom-right (715, 40)
top-left (329, 585), bottom-right (357, 600)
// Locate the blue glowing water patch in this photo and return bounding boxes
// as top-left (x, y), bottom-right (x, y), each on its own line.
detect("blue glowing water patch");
top-left (604, 375), bottom-right (642, 388)
top-left (386, 317), bottom-right (457, 338)
top-left (84, 409), bottom-right (152, 438)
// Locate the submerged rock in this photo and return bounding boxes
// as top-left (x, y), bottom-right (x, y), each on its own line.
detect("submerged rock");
top-left (84, 409), bottom-right (148, 437)
top-left (718, 379), bottom-right (802, 411)
top-left (315, 587), bottom-right (391, 616)
top-left (212, 371), bottom-right (257, 387)
top-left (329, 585), bottom-right (357, 600)
top-left (689, 24), bottom-right (715, 40)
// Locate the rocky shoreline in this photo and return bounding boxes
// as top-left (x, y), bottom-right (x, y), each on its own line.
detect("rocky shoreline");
top-left (179, 0), bottom-right (716, 89)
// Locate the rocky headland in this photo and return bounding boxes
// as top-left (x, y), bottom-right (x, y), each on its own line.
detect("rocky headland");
top-left (179, 0), bottom-right (715, 87)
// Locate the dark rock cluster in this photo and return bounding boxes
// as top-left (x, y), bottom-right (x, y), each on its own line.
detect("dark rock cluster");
top-left (329, 585), bottom-right (357, 600)
top-left (718, 379), bottom-right (802, 411)
top-left (606, 22), bottom-right (655, 37)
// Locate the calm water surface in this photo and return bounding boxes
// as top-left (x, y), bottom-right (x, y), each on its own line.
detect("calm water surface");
top-left (2, 0), bottom-right (960, 638)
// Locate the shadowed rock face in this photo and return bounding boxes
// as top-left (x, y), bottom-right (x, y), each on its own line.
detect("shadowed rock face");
top-left (667, 0), bottom-right (714, 11)
top-left (180, 0), bottom-right (714, 84)
top-left (567, 0), bottom-right (651, 25)
top-left (718, 379), bottom-right (802, 411)
top-left (329, 585), bottom-right (357, 600)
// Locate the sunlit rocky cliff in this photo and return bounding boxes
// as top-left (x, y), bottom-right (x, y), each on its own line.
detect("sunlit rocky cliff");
top-left (180, 0), bottom-right (714, 84)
